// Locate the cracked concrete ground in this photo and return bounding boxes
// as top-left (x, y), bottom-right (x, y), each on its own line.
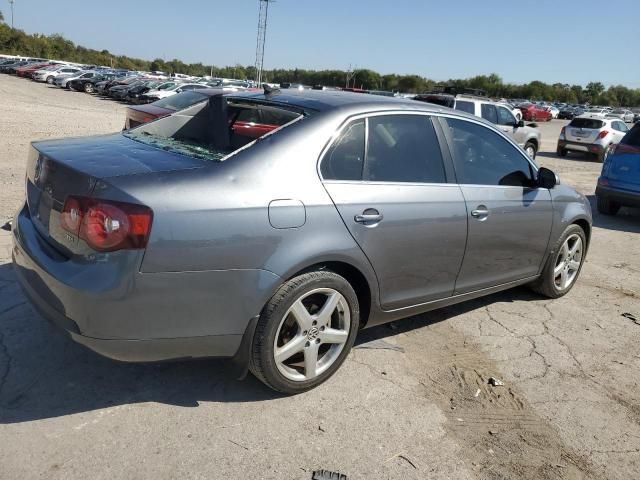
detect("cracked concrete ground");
top-left (1, 75), bottom-right (639, 479)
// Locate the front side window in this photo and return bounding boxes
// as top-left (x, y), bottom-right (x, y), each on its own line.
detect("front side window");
top-left (497, 106), bottom-right (516, 126)
top-left (455, 100), bottom-right (475, 115)
top-left (320, 120), bottom-right (365, 181)
top-left (481, 104), bottom-right (498, 124)
top-left (443, 117), bottom-right (534, 187)
top-left (365, 115), bottom-right (446, 183)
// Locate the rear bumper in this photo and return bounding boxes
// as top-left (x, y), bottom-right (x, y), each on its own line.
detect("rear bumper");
top-left (558, 140), bottom-right (604, 154)
top-left (596, 185), bottom-right (640, 208)
top-left (11, 203), bottom-right (281, 363)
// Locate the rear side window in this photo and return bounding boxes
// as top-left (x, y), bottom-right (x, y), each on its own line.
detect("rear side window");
top-left (320, 120), bottom-right (365, 181)
top-left (365, 115), bottom-right (446, 183)
top-left (455, 101), bottom-right (475, 115)
top-left (481, 104), bottom-right (498, 124)
top-left (612, 121), bottom-right (628, 133)
top-left (569, 118), bottom-right (603, 129)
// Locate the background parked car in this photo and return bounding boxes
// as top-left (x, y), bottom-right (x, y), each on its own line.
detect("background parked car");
top-left (558, 116), bottom-right (629, 162)
top-left (518, 103), bottom-right (553, 122)
top-left (595, 122), bottom-right (640, 215)
top-left (608, 109), bottom-right (635, 123)
top-left (54, 70), bottom-right (98, 88)
top-left (139, 82), bottom-right (209, 102)
top-left (545, 106), bottom-right (560, 119)
top-left (33, 65), bottom-right (82, 84)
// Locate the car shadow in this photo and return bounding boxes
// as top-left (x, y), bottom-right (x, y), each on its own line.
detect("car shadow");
top-left (0, 256), bottom-right (550, 424)
top-left (536, 151), bottom-right (596, 162)
top-left (586, 195), bottom-right (640, 233)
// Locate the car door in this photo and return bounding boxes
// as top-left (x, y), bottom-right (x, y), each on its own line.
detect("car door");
top-left (439, 116), bottom-right (553, 293)
top-left (320, 113), bottom-right (468, 310)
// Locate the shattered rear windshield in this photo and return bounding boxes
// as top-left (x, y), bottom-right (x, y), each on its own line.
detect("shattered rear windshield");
top-left (124, 130), bottom-right (228, 162)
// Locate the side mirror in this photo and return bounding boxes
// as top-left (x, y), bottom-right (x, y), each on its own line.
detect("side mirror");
top-left (175, 88), bottom-right (182, 93)
top-left (517, 120), bottom-right (525, 128)
top-left (537, 167), bottom-right (557, 189)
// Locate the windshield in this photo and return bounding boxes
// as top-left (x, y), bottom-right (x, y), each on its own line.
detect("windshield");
top-left (124, 130), bottom-right (229, 162)
top-left (157, 82), bottom-right (177, 90)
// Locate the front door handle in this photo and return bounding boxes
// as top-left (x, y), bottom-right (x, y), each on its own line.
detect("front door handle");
top-left (470, 205), bottom-right (490, 220)
top-left (354, 209), bottom-right (383, 224)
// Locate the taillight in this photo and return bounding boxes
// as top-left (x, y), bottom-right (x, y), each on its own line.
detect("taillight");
top-left (598, 130), bottom-right (609, 139)
top-left (560, 127), bottom-right (566, 139)
top-left (61, 196), bottom-right (153, 252)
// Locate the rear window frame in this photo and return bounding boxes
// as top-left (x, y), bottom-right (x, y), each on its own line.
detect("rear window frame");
top-left (568, 118), bottom-right (604, 129)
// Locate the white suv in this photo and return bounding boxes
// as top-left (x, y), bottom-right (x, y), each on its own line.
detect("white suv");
top-left (557, 115), bottom-right (629, 162)
top-left (415, 94), bottom-right (541, 158)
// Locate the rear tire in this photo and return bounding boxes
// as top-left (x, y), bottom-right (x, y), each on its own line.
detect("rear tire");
top-left (557, 148), bottom-right (568, 157)
top-left (530, 224), bottom-right (587, 298)
top-left (597, 195), bottom-right (620, 216)
top-left (84, 83), bottom-right (94, 93)
top-left (250, 270), bottom-right (360, 394)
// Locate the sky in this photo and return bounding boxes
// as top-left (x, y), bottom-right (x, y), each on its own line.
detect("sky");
top-left (6, 0), bottom-right (640, 88)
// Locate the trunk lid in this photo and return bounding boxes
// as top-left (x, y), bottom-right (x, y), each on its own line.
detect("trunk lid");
top-left (25, 133), bottom-right (205, 255)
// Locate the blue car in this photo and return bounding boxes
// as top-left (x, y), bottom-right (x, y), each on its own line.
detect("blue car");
top-left (596, 123), bottom-right (640, 215)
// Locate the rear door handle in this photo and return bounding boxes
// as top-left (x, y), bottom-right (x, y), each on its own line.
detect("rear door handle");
top-left (354, 209), bottom-right (383, 224)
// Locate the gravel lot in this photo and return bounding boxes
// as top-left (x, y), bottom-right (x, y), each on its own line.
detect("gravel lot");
top-left (1, 74), bottom-right (639, 480)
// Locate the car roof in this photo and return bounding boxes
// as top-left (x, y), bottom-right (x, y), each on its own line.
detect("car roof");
top-left (226, 89), bottom-right (448, 115)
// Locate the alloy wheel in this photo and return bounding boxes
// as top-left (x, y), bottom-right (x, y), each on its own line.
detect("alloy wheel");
top-left (553, 234), bottom-right (583, 291)
top-left (525, 145), bottom-right (535, 158)
top-left (273, 288), bottom-right (350, 382)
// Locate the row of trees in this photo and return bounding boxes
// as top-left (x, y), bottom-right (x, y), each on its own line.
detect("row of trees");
top-left (1, 16), bottom-right (639, 106)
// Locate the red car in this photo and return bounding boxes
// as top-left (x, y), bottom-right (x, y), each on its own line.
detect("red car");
top-left (15, 62), bottom-right (55, 78)
top-left (518, 103), bottom-right (553, 122)
top-left (124, 89), bottom-right (297, 146)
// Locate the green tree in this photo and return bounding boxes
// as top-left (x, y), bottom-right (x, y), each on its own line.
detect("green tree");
top-left (585, 82), bottom-right (605, 102)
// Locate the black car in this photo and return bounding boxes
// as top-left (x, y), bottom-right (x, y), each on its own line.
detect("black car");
top-left (68, 74), bottom-right (114, 93)
top-left (125, 81), bottom-right (164, 104)
top-left (558, 107), bottom-right (584, 120)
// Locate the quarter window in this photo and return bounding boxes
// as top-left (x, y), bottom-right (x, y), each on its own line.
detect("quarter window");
top-left (455, 100), bottom-right (475, 115)
top-left (443, 118), bottom-right (534, 187)
top-left (365, 115), bottom-right (446, 183)
top-left (320, 120), bottom-right (365, 181)
top-left (612, 121), bottom-right (628, 133)
top-left (481, 104), bottom-right (498, 124)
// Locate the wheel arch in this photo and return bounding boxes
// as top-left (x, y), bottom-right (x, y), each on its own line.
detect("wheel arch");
top-left (572, 218), bottom-right (591, 247)
top-left (286, 260), bottom-right (374, 328)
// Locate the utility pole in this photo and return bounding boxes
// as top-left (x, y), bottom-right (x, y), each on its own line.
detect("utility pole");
top-left (9, 0), bottom-right (15, 29)
top-left (254, 0), bottom-right (274, 86)
top-left (345, 64), bottom-right (357, 88)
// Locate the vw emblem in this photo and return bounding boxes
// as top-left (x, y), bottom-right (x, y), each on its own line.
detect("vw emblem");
top-left (307, 326), bottom-right (319, 341)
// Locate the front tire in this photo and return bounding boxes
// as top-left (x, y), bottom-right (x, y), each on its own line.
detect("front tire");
top-left (250, 271), bottom-right (360, 394)
top-left (84, 83), bottom-right (94, 93)
top-left (597, 195), bottom-right (620, 216)
top-left (530, 224), bottom-right (587, 298)
top-left (46, 76), bottom-right (54, 84)
top-left (524, 141), bottom-right (537, 159)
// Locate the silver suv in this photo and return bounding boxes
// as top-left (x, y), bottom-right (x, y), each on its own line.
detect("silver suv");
top-left (415, 94), bottom-right (541, 158)
top-left (558, 116), bottom-right (629, 162)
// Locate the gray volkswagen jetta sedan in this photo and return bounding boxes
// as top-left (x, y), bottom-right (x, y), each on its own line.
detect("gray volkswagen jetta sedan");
top-left (12, 89), bottom-right (592, 394)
